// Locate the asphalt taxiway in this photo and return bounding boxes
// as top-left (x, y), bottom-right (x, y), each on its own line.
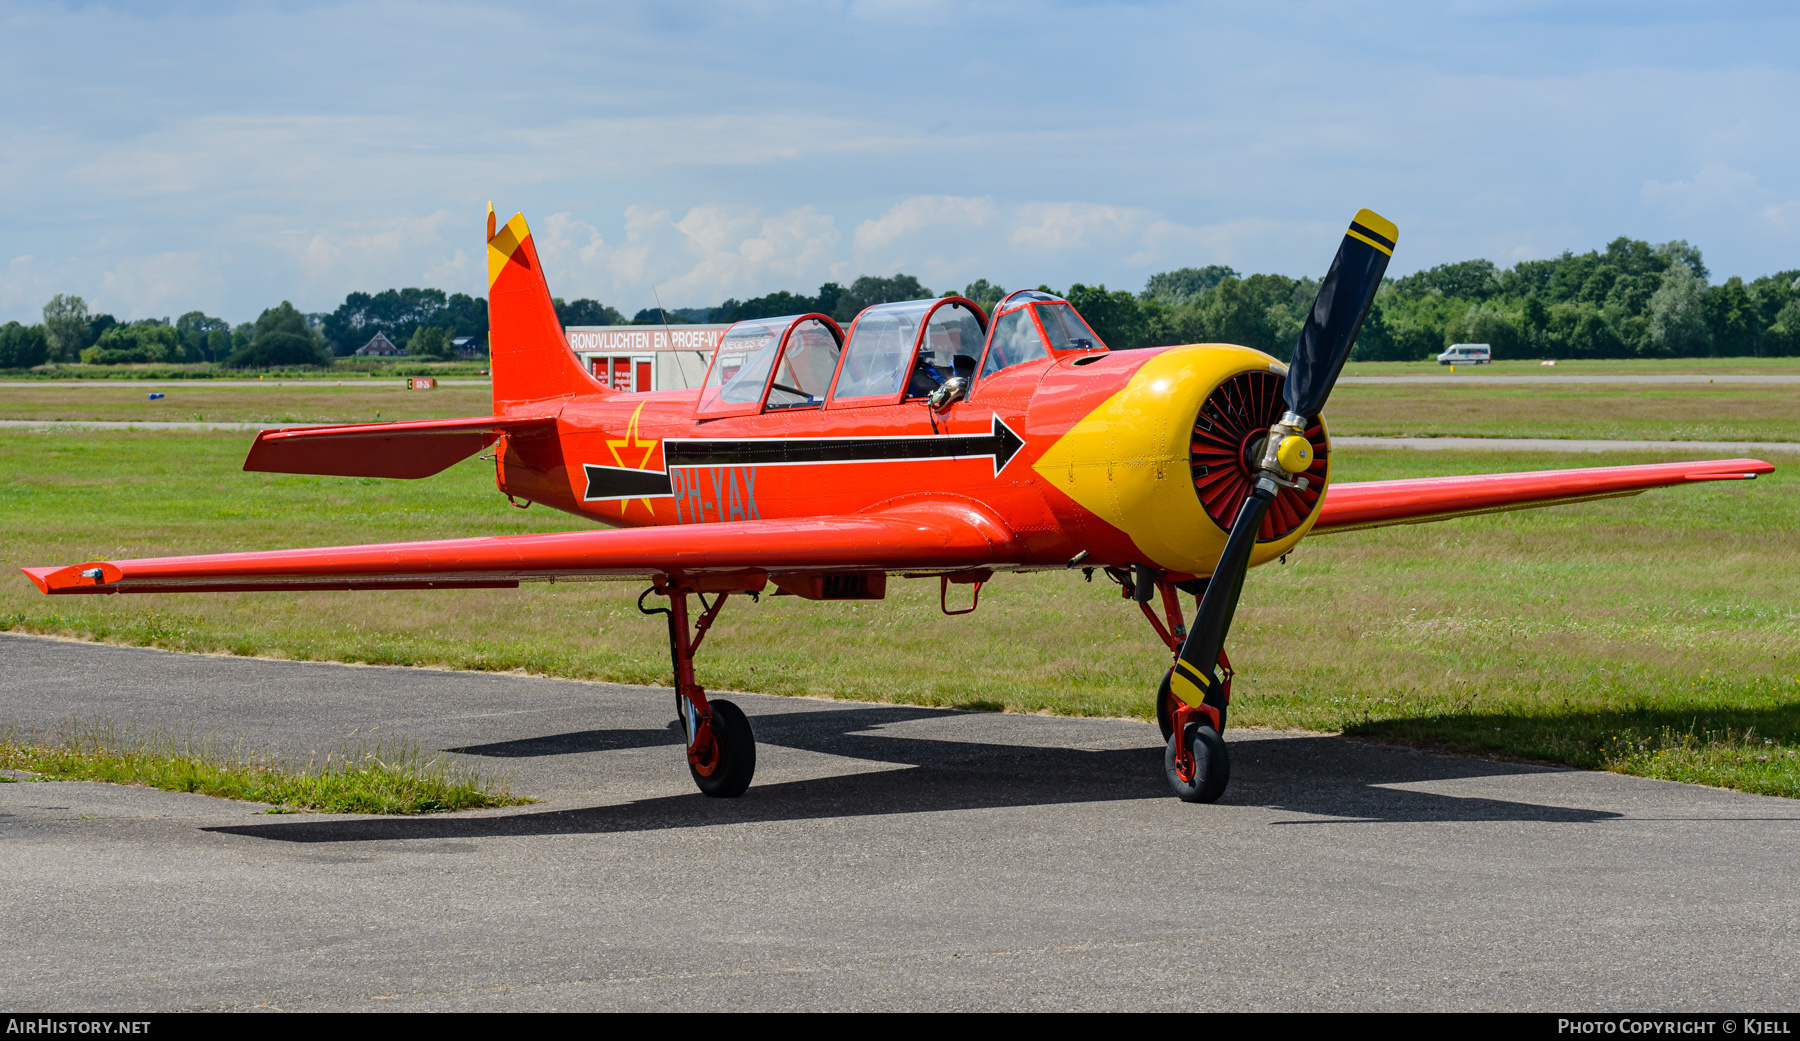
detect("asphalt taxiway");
top-left (2, 633), bottom-right (1795, 1011)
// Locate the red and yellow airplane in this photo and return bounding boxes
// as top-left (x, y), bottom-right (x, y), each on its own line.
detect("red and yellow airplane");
top-left (22, 206), bottom-right (1775, 803)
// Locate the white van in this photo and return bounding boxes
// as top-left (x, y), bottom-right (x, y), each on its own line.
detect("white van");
top-left (1438, 343), bottom-right (1491, 365)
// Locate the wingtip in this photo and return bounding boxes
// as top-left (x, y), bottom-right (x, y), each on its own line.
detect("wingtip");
top-left (20, 562), bottom-right (118, 594)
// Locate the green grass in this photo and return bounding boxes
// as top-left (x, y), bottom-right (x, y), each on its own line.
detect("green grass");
top-left (0, 383), bottom-right (494, 424)
top-left (1341, 356), bottom-right (1800, 376)
top-left (0, 718), bottom-right (529, 813)
top-left (1327, 382), bottom-right (1800, 442)
top-left (1, 431), bottom-right (1795, 798)
top-left (2, 359), bottom-right (492, 380)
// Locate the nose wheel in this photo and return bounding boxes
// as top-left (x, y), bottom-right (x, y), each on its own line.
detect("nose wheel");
top-left (1156, 654), bottom-right (1233, 803)
top-left (1165, 720), bottom-right (1230, 803)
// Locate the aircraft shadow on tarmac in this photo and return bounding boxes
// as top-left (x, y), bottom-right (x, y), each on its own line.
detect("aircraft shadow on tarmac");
top-left (207, 704), bottom-right (1622, 844)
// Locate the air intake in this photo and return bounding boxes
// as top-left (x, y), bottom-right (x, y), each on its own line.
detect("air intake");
top-left (1189, 370), bottom-right (1329, 542)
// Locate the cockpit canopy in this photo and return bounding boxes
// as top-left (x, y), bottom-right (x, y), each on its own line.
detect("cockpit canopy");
top-left (695, 289), bottom-right (1107, 417)
top-left (696, 313), bottom-right (844, 418)
top-left (832, 298), bottom-right (987, 404)
top-left (982, 290), bottom-right (1106, 378)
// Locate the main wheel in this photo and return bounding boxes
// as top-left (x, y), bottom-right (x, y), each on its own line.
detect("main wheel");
top-left (1164, 723), bottom-right (1230, 803)
top-left (691, 699), bottom-right (756, 798)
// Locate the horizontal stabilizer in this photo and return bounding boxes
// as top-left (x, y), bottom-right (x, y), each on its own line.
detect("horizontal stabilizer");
top-left (1313, 457), bottom-right (1774, 534)
top-left (243, 415), bottom-right (557, 479)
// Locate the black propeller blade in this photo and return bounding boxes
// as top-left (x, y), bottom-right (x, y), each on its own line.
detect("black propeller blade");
top-left (1167, 209), bottom-right (1397, 718)
top-left (1285, 208), bottom-right (1398, 418)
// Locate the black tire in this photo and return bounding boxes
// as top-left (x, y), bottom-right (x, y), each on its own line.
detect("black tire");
top-left (1157, 669), bottom-right (1226, 741)
top-left (691, 699), bottom-right (756, 798)
top-left (1156, 669), bottom-right (1175, 741)
top-left (1164, 724), bottom-right (1230, 803)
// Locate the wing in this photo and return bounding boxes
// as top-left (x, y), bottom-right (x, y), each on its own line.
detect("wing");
top-left (1312, 457), bottom-right (1773, 535)
top-left (243, 415), bottom-right (558, 479)
top-left (21, 501), bottom-right (1017, 595)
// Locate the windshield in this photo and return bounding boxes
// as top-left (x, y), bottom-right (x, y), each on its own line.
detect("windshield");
top-left (981, 306), bottom-right (1050, 378)
top-left (767, 318), bottom-right (842, 409)
top-left (698, 319), bottom-right (785, 411)
top-left (1036, 302), bottom-right (1105, 351)
top-left (832, 300), bottom-right (934, 401)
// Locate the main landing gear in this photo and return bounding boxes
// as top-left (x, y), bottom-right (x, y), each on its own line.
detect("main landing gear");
top-left (640, 580), bottom-right (757, 797)
top-left (1112, 567), bottom-right (1234, 803)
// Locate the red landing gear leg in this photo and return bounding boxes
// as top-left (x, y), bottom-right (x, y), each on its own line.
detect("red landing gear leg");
top-left (645, 582), bottom-right (756, 798)
top-left (1109, 571), bottom-right (1233, 803)
top-left (1128, 579), bottom-right (1231, 741)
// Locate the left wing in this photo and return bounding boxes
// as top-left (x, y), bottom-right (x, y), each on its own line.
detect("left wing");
top-left (21, 500), bottom-right (1017, 595)
top-left (1312, 457), bottom-right (1774, 535)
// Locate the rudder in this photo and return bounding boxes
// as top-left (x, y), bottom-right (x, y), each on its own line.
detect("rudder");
top-left (487, 204), bottom-right (609, 413)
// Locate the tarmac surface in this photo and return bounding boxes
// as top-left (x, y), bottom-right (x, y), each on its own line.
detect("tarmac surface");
top-left (2, 633), bottom-right (1797, 1011)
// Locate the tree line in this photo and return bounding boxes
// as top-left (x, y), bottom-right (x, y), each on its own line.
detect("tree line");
top-left (5, 236), bottom-right (1795, 370)
top-left (1057, 238), bottom-right (1800, 361)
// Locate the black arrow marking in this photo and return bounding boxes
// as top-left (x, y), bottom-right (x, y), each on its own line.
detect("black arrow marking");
top-left (581, 415), bottom-right (1027, 502)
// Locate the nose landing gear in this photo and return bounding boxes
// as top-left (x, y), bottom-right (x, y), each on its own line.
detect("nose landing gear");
top-left (1119, 569), bottom-right (1235, 803)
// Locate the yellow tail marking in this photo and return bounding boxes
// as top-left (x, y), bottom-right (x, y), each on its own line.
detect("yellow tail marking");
top-left (486, 212), bottom-right (532, 288)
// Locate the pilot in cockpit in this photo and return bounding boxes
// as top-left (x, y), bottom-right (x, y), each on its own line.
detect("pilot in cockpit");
top-left (907, 303), bottom-right (985, 399)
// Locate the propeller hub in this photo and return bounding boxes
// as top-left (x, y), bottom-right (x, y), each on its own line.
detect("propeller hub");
top-left (1276, 435), bottom-right (1313, 474)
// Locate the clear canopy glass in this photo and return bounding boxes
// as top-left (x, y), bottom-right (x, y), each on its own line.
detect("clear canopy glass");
top-left (766, 318), bottom-right (841, 409)
top-left (914, 301), bottom-right (987, 390)
top-left (831, 300), bottom-right (935, 401)
top-left (1036, 302), bottom-right (1105, 351)
top-left (981, 306), bottom-right (1050, 378)
top-left (697, 319), bottom-right (786, 412)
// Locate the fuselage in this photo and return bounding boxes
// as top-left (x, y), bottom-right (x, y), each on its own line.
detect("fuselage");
top-left (493, 341), bottom-right (1330, 580)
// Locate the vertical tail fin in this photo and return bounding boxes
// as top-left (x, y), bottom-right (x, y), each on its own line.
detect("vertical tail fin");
top-left (486, 205), bottom-right (608, 413)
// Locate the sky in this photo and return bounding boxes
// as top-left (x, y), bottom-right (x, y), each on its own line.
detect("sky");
top-left (1, 0), bottom-right (1797, 325)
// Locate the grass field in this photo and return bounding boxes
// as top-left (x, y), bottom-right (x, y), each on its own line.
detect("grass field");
top-left (1342, 356), bottom-right (1800, 376)
top-left (3, 369), bottom-right (1799, 445)
top-left (0, 383), bottom-right (492, 425)
top-left (1324, 383), bottom-right (1800, 442)
top-left (1, 429), bottom-right (1793, 798)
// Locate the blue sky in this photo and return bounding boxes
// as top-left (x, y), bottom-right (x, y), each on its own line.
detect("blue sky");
top-left (1, 0), bottom-right (1796, 324)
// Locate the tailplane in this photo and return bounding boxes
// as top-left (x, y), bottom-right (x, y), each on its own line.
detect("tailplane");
top-left (486, 204), bottom-right (608, 412)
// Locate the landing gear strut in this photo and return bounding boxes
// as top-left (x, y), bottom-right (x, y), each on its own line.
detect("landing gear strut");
top-left (640, 581), bottom-right (756, 797)
top-left (1115, 568), bottom-right (1233, 803)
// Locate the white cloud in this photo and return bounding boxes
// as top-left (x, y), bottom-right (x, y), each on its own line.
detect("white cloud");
top-left (1010, 202), bottom-right (1151, 253)
top-left (528, 205), bottom-right (842, 309)
top-left (98, 251), bottom-right (227, 319)
top-left (1642, 163), bottom-right (1767, 219)
top-left (1642, 163), bottom-right (1800, 247)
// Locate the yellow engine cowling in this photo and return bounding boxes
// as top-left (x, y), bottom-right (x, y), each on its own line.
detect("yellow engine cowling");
top-left (1030, 344), bottom-right (1330, 577)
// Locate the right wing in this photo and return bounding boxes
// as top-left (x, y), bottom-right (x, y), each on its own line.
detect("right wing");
top-left (1312, 457), bottom-right (1774, 535)
top-left (21, 500), bottom-right (1017, 595)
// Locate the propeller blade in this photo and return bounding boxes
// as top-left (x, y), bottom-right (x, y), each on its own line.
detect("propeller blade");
top-left (1169, 483), bottom-right (1276, 712)
top-left (1168, 208), bottom-right (1398, 717)
top-left (1283, 208), bottom-right (1397, 419)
